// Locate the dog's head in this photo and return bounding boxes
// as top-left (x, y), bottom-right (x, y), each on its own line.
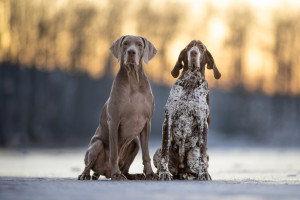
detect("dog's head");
top-left (110, 35), bottom-right (157, 66)
top-left (171, 40), bottom-right (221, 79)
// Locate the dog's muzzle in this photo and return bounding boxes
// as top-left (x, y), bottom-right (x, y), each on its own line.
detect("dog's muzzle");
top-left (188, 47), bottom-right (201, 68)
top-left (125, 46), bottom-right (139, 65)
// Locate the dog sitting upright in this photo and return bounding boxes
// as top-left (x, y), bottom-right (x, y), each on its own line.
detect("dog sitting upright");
top-left (78, 35), bottom-right (157, 181)
top-left (153, 40), bottom-right (221, 180)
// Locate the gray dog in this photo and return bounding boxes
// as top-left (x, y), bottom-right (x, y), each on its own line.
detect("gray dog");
top-left (153, 40), bottom-right (221, 180)
top-left (78, 35), bottom-right (158, 181)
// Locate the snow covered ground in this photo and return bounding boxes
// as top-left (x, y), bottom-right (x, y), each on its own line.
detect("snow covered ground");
top-left (0, 141), bottom-right (300, 200)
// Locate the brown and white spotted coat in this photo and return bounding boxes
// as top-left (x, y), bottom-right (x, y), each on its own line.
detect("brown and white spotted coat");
top-left (153, 40), bottom-right (221, 180)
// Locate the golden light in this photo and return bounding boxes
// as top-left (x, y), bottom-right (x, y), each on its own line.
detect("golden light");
top-left (245, 46), bottom-right (263, 91)
top-left (0, 0), bottom-right (299, 95)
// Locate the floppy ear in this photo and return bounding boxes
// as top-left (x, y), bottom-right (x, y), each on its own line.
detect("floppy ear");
top-left (171, 48), bottom-right (187, 78)
top-left (142, 37), bottom-right (157, 64)
top-left (205, 50), bottom-right (221, 79)
top-left (110, 36), bottom-right (126, 62)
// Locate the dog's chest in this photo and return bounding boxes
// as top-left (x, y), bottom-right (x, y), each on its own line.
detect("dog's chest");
top-left (122, 90), bottom-right (153, 118)
top-left (165, 71), bottom-right (209, 148)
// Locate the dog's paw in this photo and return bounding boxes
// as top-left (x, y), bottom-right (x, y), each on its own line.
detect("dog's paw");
top-left (92, 173), bottom-right (100, 180)
top-left (111, 173), bottom-right (127, 181)
top-left (125, 173), bottom-right (146, 180)
top-left (198, 172), bottom-right (212, 181)
top-left (145, 173), bottom-right (158, 180)
top-left (158, 171), bottom-right (173, 181)
top-left (134, 174), bottom-right (146, 180)
top-left (78, 174), bottom-right (91, 180)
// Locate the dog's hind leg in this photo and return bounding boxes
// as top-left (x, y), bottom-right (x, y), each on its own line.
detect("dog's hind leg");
top-left (78, 137), bottom-right (104, 180)
top-left (120, 137), bottom-right (145, 180)
top-left (154, 147), bottom-right (180, 179)
top-left (158, 117), bottom-right (173, 180)
top-left (92, 172), bottom-right (100, 180)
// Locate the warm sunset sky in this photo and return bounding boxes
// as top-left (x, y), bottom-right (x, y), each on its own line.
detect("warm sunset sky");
top-left (0, 0), bottom-right (299, 95)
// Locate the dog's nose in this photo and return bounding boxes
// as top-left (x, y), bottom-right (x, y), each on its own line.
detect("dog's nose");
top-left (128, 50), bottom-right (136, 56)
top-left (191, 50), bottom-right (197, 56)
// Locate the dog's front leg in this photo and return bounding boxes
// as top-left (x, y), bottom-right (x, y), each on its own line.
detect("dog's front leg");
top-left (158, 117), bottom-right (173, 180)
top-left (198, 122), bottom-right (212, 181)
top-left (108, 119), bottom-right (127, 181)
top-left (140, 121), bottom-right (158, 180)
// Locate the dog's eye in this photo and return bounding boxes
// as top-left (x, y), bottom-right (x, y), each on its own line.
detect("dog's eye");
top-left (137, 42), bottom-right (143, 47)
top-left (123, 41), bottom-right (129, 46)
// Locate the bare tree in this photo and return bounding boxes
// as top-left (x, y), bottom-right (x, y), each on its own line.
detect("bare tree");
top-left (136, 1), bottom-right (185, 82)
top-left (102, 0), bottom-right (127, 76)
top-left (273, 17), bottom-right (298, 95)
top-left (223, 2), bottom-right (254, 89)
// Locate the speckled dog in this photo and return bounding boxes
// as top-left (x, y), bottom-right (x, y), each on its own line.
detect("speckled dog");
top-left (153, 40), bottom-right (221, 180)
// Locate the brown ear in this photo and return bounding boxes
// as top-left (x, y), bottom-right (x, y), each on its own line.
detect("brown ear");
top-left (142, 37), bottom-right (157, 64)
top-left (205, 50), bottom-right (221, 79)
top-left (171, 48), bottom-right (187, 78)
top-left (110, 36), bottom-right (126, 62)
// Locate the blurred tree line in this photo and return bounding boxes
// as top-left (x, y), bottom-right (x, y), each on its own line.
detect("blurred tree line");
top-left (0, 0), bottom-right (299, 147)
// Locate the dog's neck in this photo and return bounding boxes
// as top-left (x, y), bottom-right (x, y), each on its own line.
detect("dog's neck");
top-left (181, 68), bottom-right (204, 80)
top-left (119, 62), bottom-right (145, 90)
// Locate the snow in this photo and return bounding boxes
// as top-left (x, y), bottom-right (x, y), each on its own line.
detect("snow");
top-left (1, 177), bottom-right (300, 200)
top-left (0, 142), bottom-right (300, 200)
